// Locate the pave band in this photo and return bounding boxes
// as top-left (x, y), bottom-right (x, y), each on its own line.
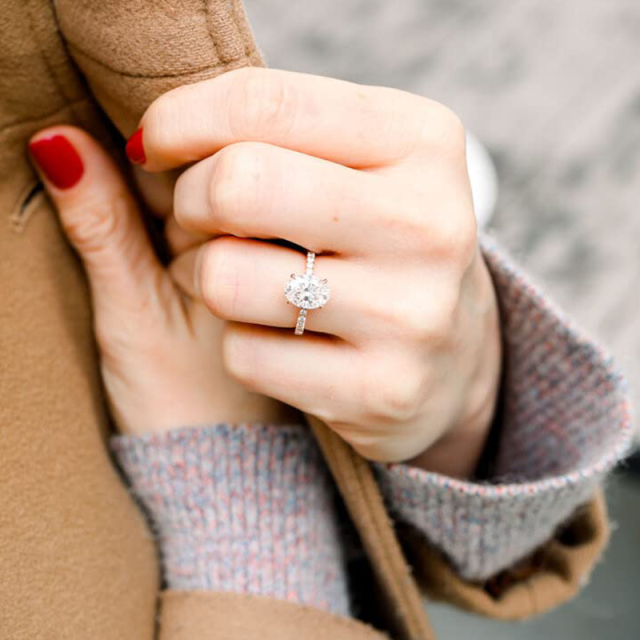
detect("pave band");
top-left (295, 309), bottom-right (308, 336)
top-left (284, 251), bottom-right (330, 336)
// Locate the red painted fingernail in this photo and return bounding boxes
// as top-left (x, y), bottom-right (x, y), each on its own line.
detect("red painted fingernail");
top-left (126, 128), bottom-right (146, 164)
top-left (29, 135), bottom-right (84, 190)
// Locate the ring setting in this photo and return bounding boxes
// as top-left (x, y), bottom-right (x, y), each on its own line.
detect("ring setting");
top-left (284, 251), bottom-right (330, 335)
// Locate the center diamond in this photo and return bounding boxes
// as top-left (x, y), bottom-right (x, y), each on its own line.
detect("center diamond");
top-left (285, 273), bottom-right (330, 310)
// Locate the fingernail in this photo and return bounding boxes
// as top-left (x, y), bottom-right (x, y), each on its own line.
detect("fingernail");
top-left (126, 128), bottom-right (146, 165)
top-left (29, 135), bottom-right (84, 190)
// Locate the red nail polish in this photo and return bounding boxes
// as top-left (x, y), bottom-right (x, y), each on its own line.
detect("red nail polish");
top-left (126, 128), bottom-right (146, 164)
top-left (29, 135), bottom-right (84, 190)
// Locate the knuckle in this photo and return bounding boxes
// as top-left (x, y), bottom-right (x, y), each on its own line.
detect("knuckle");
top-left (63, 191), bottom-right (130, 255)
top-left (369, 293), bottom-right (433, 343)
top-left (403, 210), bottom-right (434, 248)
top-left (400, 303), bottom-right (435, 343)
top-left (431, 210), bottom-right (478, 266)
top-left (199, 237), bottom-right (241, 319)
top-left (389, 195), bottom-right (477, 269)
top-left (209, 145), bottom-right (243, 221)
top-left (435, 105), bottom-right (467, 155)
top-left (227, 68), bottom-right (298, 140)
top-left (425, 293), bottom-right (460, 346)
top-left (143, 92), bottom-right (179, 153)
top-left (384, 290), bottom-right (459, 348)
top-left (417, 101), bottom-right (467, 159)
top-left (209, 143), bottom-right (263, 228)
top-left (361, 364), bottom-right (425, 423)
top-left (173, 171), bottom-right (199, 232)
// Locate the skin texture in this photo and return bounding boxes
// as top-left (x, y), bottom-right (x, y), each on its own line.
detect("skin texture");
top-left (31, 68), bottom-right (502, 477)
top-left (29, 126), bottom-right (300, 434)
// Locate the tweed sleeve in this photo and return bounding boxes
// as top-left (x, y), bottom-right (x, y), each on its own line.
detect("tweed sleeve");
top-left (111, 424), bottom-right (350, 616)
top-left (374, 236), bottom-right (632, 581)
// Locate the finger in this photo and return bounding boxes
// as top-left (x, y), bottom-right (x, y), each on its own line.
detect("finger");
top-left (129, 67), bottom-right (439, 171)
top-left (131, 165), bottom-right (177, 219)
top-left (128, 169), bottom-right (207, 256)
top-left (28, 126), bottom-right (165, 314)
top-left (222, 323), bottom-right (423, 461)
top-left (173, 141), bottom-right (392, 255)
top-left (165, 214), bottom-right (209, 256)
top-left (170, 237), bottom-right (367, 339)
top-left (222, 322), bottom-right (358, 422)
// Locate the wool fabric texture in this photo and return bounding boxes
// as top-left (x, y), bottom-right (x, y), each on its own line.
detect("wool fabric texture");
top-left (112, 424), bottom-right (350, 616)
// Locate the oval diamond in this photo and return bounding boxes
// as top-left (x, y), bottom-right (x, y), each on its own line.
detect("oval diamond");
top-left (284, 274), bottom-right (330, 309)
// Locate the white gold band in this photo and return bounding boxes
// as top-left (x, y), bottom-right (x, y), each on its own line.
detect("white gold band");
top-left (295, 309), bottom-right (308, 335)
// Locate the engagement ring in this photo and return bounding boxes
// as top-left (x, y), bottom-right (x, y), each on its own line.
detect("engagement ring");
top-left (284, 251), bottom-right (330, 336)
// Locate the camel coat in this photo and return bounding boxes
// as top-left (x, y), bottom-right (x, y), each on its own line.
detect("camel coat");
top-left (0, 1), bottom-right (608, 638)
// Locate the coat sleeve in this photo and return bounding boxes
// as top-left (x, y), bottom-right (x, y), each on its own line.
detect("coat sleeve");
top-left (373, 236), bottom-right (632, 617)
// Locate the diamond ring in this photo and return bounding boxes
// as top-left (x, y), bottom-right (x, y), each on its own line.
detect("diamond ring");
top-left (284, 251), bottom-right (330, 335)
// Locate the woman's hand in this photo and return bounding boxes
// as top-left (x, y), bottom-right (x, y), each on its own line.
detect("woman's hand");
top-left (131, 68), bottom-right (502, 475)
top-left (28, 126), bottom-right (299, 436)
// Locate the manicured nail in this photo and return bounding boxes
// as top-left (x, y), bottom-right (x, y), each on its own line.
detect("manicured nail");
top-left (126, 128), bottom-right (146, 164)
top-left (29, 135), bottom-right (84, 190)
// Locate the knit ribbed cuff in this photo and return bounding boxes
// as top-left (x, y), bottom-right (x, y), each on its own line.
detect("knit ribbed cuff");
top-left (111, 424), bottom-right (350, 616)
top-left (375, 236), bottom-right (632, 581)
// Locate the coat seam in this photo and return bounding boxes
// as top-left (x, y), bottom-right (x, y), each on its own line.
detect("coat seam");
top-left (226, 0), bottom-right (257, 61)
top-left (28, 0), bottom-right (84, 124)
top-left (202, 0), bottom-right (255, 64)
top-left (201, 0), bottom-right (222, 63)
top-left (0, 96), bottom-right (89, 138)
top-left (66, 42), bottom-right (259, 80)
top-left (349, 444), bottom-right (434, 639)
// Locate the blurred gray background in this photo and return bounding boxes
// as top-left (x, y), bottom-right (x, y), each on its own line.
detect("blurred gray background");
top-left (244, 1), bottom-right (640, 638)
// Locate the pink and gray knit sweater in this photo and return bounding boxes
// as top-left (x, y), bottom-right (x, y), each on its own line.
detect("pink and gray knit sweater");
top-left (111, 239), bottom-right (632, 618)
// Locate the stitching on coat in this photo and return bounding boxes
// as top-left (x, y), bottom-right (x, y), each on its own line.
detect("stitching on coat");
top-left (348, 443), bottom-right (434, 638)
top-left (316, 422), bottom-right (432, 639)
top-left (224, 0), bottom-right (249, 62)
top-left (229, 0), bottom-right (259, 60)
top-left (0, 96), bottom-right (89, 138)
top-left (201, 0), bottom-right (222, 63)
top-left (28, 0), bottom-right (83, 124)
top-left (67, 42), bottom-right (257, 79)
top-left (200, 0), bottom-right (258, 66)
top-left (7, 0), bottom-right (86, 231)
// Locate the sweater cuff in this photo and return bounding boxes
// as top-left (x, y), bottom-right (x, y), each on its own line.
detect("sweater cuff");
top-left (374, 236), bottom-right (632, 581)
top-left (111, 424), bottom-right (350, 616)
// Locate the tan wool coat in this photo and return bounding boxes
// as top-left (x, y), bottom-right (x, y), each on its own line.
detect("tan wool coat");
top-left (0, 2), bottom-right (608, 639)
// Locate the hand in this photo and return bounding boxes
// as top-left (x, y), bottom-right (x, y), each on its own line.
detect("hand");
top-left (28, 126), bottom-right (299, 436)
top-left (131, 68), bottom-right (502, 475)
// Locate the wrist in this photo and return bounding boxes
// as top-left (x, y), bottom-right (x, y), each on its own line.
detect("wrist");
top-left (409, 252), bottom-right (502, 478)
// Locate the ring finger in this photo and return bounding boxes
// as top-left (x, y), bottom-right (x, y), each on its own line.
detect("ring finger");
top-left (170, 236), bottom-right (372, 339)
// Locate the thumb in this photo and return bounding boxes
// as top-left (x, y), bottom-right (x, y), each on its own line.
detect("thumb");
top-left (28, 126), bottom-right (165, 315)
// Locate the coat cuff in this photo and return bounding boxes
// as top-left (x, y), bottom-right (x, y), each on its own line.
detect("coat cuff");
top-left (374, 236), bottom-right (632, 581)
top-left (111, 424), bottom-right (350, 616)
